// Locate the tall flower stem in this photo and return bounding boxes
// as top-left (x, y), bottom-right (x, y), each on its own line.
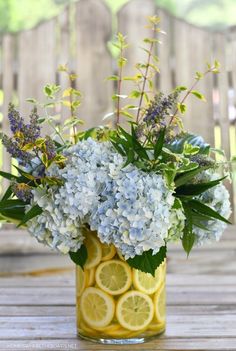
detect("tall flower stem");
top-left (136, 41), bottom-right (154, 124)
top-left (116, 46), bottom-right (124, 127)
top-left (168, 68), bottom-right (214, 127)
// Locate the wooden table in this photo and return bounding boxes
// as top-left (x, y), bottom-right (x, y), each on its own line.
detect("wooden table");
top-left (0, 227), bottom-right (236, 351)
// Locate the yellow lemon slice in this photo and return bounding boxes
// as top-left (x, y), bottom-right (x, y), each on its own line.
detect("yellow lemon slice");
top-left (85, 268), bottom-right (95, 287)
top-left (80, 287), bottom-right (115, 328)
top-left (154, 284), bottom-right (166, 323)
top-left (79, 320), bottom-right (100, 337)
top-left (116, 290), bottom-right (154, 331)
top-left (101, 242), bottom-right (116, 261)
top-left (84, 235), bottom-right (102, 269)
top-left (95, 260), bottom-right (132, 295)
top-left (95, 323), bottom-right (121, 333)
top-left (132, 266), bottom-right (163, 295)
top-left (76, 266), bottom-right (86, 296)
top-left (148, 321), bottom-right (165, 332)
top-left (105, 327), bottom-right (133, 338)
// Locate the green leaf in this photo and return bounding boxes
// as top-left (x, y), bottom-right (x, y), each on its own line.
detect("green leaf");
top-left (0, 171), bottom-right (18, 181)
top-left (69, 245), bottom-right (88, 269)
top-left (154, 128), bottom-right (166, 159)
top-left (26, 98), bottom-right (37, 104)
top-left (127, 246), bottom-right (167, 276)
top-left (191, 90), bottom-right (206, 101)
top-left (111, 141), bottom-right (126, 156)
top-left (192, 220), bottom-right (210, 231)
top-left (106, 75), bottom-right (119, 81)
top-left (168, 133), bottom-right (210, 155)
top-left (123, 149), bottom-right (135, 168)
top-left (182, 225), bottom-right (196, 256)
top-left (17, 205), bottom-right (43, 227)
top-left (195, 71), bottom-right (204, 80)
top-left (83, 128), bottom-right (97, 140)
top-left (0, 199), bottom-right (25, 211)
top-left (174, 86), bottom-right (187, 92)
top-left (164, 168), bottom-right (176, 187)
top-left (182, 204), bottom-right (195, 256)
top-left (129, 90), bottom-right (141, 98)
top-left (176, 162), bottom-right (199, 175)
top-left (1, 186), bottom-right (13, 201)
top-left (177, 102), bottom-right (187, 114)
top-left (120, 110), bottom-right (134, 119)
top-left (0, 208), bottom-right (25, 222)
top-left (176, 176), bottom-right (226, 196)
top-left (187, 200), bottom-right (231, 224)
top-left (175, 166), bottom-right (206, 187)
top-left (183, 142), bottom-right (200, 155)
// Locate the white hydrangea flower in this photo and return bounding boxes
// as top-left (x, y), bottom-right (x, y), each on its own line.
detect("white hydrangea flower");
top-left (28, 187), bottom-right (84, 254)
top-left (27, 138), bottom-right (183, 257)
top-left (193, 170), bottom-right (231, 245)
top-left (27, 138), bottom-right (124, 254)
top-left (89, 166), bottom-right (175, 259)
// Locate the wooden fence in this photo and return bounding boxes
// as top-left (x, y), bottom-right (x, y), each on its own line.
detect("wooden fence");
top-left (0, 0), bottom-right (236, 247)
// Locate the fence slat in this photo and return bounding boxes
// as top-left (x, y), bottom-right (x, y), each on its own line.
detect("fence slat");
top-left (173, 19), bottom-right (215, 145)
top-left (214, 33), bottom-right (231, 158)
top-left (1, 34), bottom-right (15, 191)
top-left (157, 8), bottom-right (173, 94)
top-left (18, 20), bottom-right (56, 118)
top-left (57, 7), bottom-right (71, 123)
top-left (74, 0), bottom-right (113, 128)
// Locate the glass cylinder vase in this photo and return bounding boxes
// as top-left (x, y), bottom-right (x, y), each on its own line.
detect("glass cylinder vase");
top-left (76, 232), bottom-right (166, 344)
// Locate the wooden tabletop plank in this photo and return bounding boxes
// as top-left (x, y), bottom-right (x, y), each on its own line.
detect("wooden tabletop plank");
top-left (1, 285), bottom-right (236, 305)
top-left (0, 226), bottom-right (235, 350)
top-left (1, 338), bottom-right (236, 351)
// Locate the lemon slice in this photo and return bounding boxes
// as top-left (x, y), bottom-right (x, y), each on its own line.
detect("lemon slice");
top-left (101, 242), bottom-right (116, 261)
top-left (95, 323), bottom-right (121, 333)
top-left (116, 290), bottom-right (154, 331)
top-left (148, 321), bottom-right (165, 332)
top-left (154, 284), bottom-right (166, 323)
top-left (85, 268), bottom-right (95, 287)
top-left (133, 266), bottom-right (163, 295)
top-left (81, 287), bottom-right (115, 328)
top-left (95, 260), bottom-right (132, 295)
top-left (84, 235), bottom-right (102, 269)
top-left (76, 266), bottom-right (86, 296)
top-left (105, 327), bottom-right (133, 338)
top-left (79, 320), bottom-right (100, 336)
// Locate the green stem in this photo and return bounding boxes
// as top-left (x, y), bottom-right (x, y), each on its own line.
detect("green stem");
top-left (44, 108), bottom-right (65, 145)
top-left (136, 41), bottom-right (154, 124)
top-left (168, 69), bottom-right (212, 127)
top-left (116, 47), bottom-right (124, 127)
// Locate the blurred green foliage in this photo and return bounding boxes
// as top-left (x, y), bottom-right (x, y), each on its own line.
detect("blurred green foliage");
top-left (0, 0), bottom-right (236, 33)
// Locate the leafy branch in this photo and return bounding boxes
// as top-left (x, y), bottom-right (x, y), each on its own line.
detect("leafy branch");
top-left (109, 33), bottom-right (128, 127)
top-left (136, 16), bottom-right (162, 123)
top-left (169, 60), bottom-right (220, 126)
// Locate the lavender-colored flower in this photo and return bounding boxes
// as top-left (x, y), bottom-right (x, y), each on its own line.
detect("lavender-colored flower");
top-left (45, 136), bottom-right (56, 160)
top-left (11, 180), bottom-right (33, 202)
top-left (143, 92), bottom-right (178, 125)
top-left (8, 103), bottom-right (24, 133)
top-left (0, 104), bottom-right (41, 166)
top-left (1, 134), bottom-right (33, 166)
top-left (23, 107), bottom-right (41, 143)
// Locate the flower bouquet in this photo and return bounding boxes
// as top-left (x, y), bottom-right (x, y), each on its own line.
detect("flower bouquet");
top-left (0, 16), bottom-right (231, 344)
